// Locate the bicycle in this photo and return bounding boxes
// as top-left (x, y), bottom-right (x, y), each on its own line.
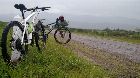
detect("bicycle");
top-left (1, 4), bottom-right (50, 64)
top-left (45, 21), bottom-right (71, 44)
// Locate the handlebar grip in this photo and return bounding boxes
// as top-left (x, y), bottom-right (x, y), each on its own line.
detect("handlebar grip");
top-left (44, 7), bottom-right (51, 8)
top-left (41, 8), bottom-right (49, 11)
top-left (44, 9), bottom-right (49, 10)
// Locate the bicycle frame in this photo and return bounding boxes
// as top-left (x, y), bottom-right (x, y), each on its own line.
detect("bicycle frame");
top-left (20, 11), bottom-right (42, 45)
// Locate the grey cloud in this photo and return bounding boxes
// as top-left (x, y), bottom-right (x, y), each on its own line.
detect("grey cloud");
top-left (0, 0), bottom-right (140, 30)
top-left (0, 0), bottom-right (140, 19)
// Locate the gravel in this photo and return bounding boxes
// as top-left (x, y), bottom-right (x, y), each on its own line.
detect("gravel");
top-left (71, 34), bottom-right (140, 62)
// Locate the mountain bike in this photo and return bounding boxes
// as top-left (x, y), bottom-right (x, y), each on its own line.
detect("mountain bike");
top-left (45, 22), bottom-right (71, 44)
top-left (1, 4), bottom-right (50, 64)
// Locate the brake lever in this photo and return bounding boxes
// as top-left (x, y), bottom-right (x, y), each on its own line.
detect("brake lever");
top-left (45, 9), bottom-right (49, 10)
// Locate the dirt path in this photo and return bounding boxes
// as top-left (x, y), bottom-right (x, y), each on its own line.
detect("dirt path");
top-left (71, 34), bottom-right (140, 63)
top-left (64, 33), bottom-right (140, 77)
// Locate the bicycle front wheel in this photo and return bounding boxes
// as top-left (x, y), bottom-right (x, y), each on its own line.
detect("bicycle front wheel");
top-left (1, 21), bottom-right (27, 64)
top-left (54, 27), bottom-right (71, 44)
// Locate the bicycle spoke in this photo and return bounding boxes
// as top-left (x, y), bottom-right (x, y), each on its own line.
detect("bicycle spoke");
top-left (54, 28), bottom-right (71, 44)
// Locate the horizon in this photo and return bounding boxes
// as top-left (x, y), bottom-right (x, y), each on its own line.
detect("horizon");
top-left (0, 0), bottom-right (140, 30)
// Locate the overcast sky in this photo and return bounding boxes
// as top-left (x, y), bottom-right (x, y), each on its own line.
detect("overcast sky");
top-left (0, 0), bottom-right (140, 19)
top-left (0, 0), bottom-right (140, 29)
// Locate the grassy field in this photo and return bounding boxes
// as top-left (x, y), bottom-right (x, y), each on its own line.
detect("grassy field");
top-left (0, 22), bottom-right (110, 77)
top-left (70, 28), bottom-right (140, 44)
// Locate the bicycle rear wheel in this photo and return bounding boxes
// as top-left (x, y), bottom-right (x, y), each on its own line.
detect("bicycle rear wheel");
top-left (34, 21), bottom-right (46, 51)
top-left (54, 27), bottom-right (71, 44)
top-left (1, 21), bottom-right (27, 64)
top-left (34, 31), bottom-right (46, 51)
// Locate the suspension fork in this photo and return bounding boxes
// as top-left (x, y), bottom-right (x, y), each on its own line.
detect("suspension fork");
top-left (21, 22), bottom-right (28, 45)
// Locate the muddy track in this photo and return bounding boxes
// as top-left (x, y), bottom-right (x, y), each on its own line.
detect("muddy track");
top-left (64, 33), bottom-right (140, 77)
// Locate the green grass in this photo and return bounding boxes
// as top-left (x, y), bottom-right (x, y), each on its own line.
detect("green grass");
top-left (70, 28), bottom-right (140, 44)
top-left (0, 22), bottom-right (109, 78)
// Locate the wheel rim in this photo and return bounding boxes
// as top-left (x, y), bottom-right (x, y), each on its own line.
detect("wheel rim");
top-left (54, 28), bottom-right (71, 44)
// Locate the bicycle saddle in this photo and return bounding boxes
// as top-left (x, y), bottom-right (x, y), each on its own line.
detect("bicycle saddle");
top-left (14, 4), bottom-right (27, 10)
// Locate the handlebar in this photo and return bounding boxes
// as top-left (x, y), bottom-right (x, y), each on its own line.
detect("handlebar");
top-left (26, 7), bottom-right (50, 12)
top-left (14, 4), bottom-right (51, 19)
top-left (14, 4), bottom-right (51, 12)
